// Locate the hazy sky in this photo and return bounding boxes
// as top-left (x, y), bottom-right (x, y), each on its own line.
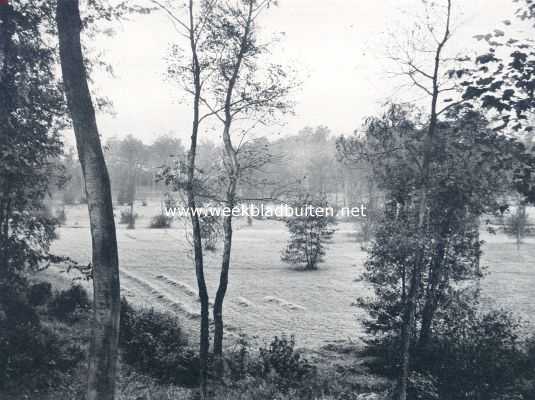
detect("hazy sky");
top-left (89, 0), bottom-right (518, 145)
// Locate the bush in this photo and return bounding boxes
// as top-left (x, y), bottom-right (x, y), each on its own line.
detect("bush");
top-left (254, 336), bottom-right (316, 392)
top-left (199, 213), bottom-right (221, 251)
top-left (414, 308), bottom-right (531, 400)
top-left (281, 195), bottom-right (336, 270)
top-left (119, 209), bottom-right (138, 227)
top-left (0, 283), bottom-right (85, 391)
top-left (119, 299), bottom-right (199, 387)
top-left (149, 214), bottom-right (172, 229)
top-left (48, 285), bottom-right (91, 323)
top-left (28, 282), bottom-right (53, 307)
top-left (56, 208), bottom-right (67, 226)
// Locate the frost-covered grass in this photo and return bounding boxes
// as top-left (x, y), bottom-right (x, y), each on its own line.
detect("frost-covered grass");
top-left (48, 203), bottom-right (535, 348)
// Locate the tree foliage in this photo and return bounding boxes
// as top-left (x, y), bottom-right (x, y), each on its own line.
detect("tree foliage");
top-left (0, 2), bottom-right (65, 277)
top-left (281, 195), bottom-right (336, 270)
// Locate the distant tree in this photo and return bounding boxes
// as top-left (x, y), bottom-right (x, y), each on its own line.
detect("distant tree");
top-left (504, 200), bottom-right (529, 249)
top-left (149, 133), bottom-right (185, 168)
top-left (281, 195), bottom-right (336, 271)
top-left (106, 135), bottom-right (146, 206)
top-left (61, 147), bottom-right (85, 205)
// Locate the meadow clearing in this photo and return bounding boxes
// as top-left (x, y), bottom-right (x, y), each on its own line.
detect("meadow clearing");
top-left (48, 203), bottom-right (535, 349)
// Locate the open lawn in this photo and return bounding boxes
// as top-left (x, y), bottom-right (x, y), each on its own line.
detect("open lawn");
top-left (47, 203), bottom-right (535, 348)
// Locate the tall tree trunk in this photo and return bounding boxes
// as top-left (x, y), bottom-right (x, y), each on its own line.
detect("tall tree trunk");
top-left (56, 2), bottom-right (120, 399)
top-left (0, 2), bottom-right (13, 276)
top-left (211, 2), bottom-right (252, 373)
top-left (186, 125), bottom-right (210, 398)
top-left (213, 169), bottom-right (237, 377)
top-left (186, 1), bottom-right (210, 394)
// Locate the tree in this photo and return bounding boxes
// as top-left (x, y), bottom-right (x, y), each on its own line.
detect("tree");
top-left (195, 1), bottom-right (296, 374)
top-left (504, 198), bottom-right (529, 249)
top-left (385, 2), bottom-right (455, 397)
top-left (344, 102), bottom-right (532, 397)
top-left (0, 0), bottom-right (65, 278)
top-left (56, 1), bottom-right (121, 399)
top-left (156, 0), bottom-right (219, 396)
top-left (281, 195), bottom-right (336, 270)
top-left (112, 135), bottom-right (146, 207)
top-left (459, 0), bottom-right (535, 133)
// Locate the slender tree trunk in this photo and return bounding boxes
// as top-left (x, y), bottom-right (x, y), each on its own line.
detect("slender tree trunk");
top-left (212, 188), bottom-right (235, 376)
top-left (56, 2), bottom-right (120, 399)
top-left (396, 4), bottom-right (451, 398)
top-left (418, 238), bottom-right (446, 349)
top-left (185, 1), bottom-right (210, 393)
top-left (211, 3), bottom-right (252, 372)
top-left (213, 122), bottom-right (239, 377)
top-left (187, 181), bottom-right (210, 398)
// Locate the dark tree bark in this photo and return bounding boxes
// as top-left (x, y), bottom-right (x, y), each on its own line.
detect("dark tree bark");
top-left (418, 238), bottom-right (447, 350)
top-left (56, 1), bottom-right (121, 399)
top-left (212, 3), bottom-right (253, 371)
top-left (185, 1), bottom-right (210, 396)
top-left (396, 2), bottom-right (451, 398)
top-left (0, 2), bottom-right (13, 275)
top-left (213, 155), bottom-right (237, 375)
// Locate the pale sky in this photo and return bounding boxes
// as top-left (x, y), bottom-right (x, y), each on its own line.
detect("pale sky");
top-left (88, 0), bottom-right (518, 145)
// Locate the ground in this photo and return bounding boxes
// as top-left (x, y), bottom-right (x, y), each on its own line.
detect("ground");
top-left (47, 202), bottom-right (535, 349)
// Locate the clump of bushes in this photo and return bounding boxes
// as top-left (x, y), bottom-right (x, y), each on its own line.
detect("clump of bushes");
top-left (119, 299), bottom-right (199, 387)
top-left (48, 284), bottom-right (91, 323)
top-left (255, 336), bottom-right (315, 389)
top-left (225, 335), bottom-right (317, 394)
top-left (414, 308), bottom-right (530, 400)
top-left (149, 214), bottom-right (172, 229)
top-left (0, 282), bottom-right (85, 392)
top-left (199, 214), bottom-right (221, 251)
top-left (365, 303), bottom-right (535, 400)
top-left (28, 281), bottom-right (53, 307)
top-left (119, 209), bottom-right (138, 226)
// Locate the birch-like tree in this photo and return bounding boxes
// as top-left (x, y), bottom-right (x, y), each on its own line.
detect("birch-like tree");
top-left (199, 0), bottom-right (295, 376)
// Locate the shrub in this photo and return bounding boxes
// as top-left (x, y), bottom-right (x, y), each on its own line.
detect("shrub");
top-left (149, 214), bottom-right (172, 229)
top-left (0, 283), bottom-right (84, 391)
top-left (56, 208), bottom-right (67, 226)
top-left (119, 299), bottom-right (199, 387)
top-left (28, 282), bottom-right (53, 307)
top-left (48, 285), bottom-right (91, 323)
top-left (119, 209), bottom-right (138, 227)
top-left (253, 336), bottom-right (316, 392)
top-left (415, 308), bottom-right (530, 400)
top-left (199, 213), bottom-right (221, 251)
top-left (226, 334), bottom-right (251, 382)
top-left (504, 203), bottom-right (530, 247)
top-left (281, 195), bottom-right (336, 270)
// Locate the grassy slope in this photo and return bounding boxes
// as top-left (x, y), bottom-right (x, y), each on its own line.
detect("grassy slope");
top-left (47, 203), bottom-right (535, 349)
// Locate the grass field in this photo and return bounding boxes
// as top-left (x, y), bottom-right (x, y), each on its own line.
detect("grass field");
top-left (47, 203), bottom-right (535, 349)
